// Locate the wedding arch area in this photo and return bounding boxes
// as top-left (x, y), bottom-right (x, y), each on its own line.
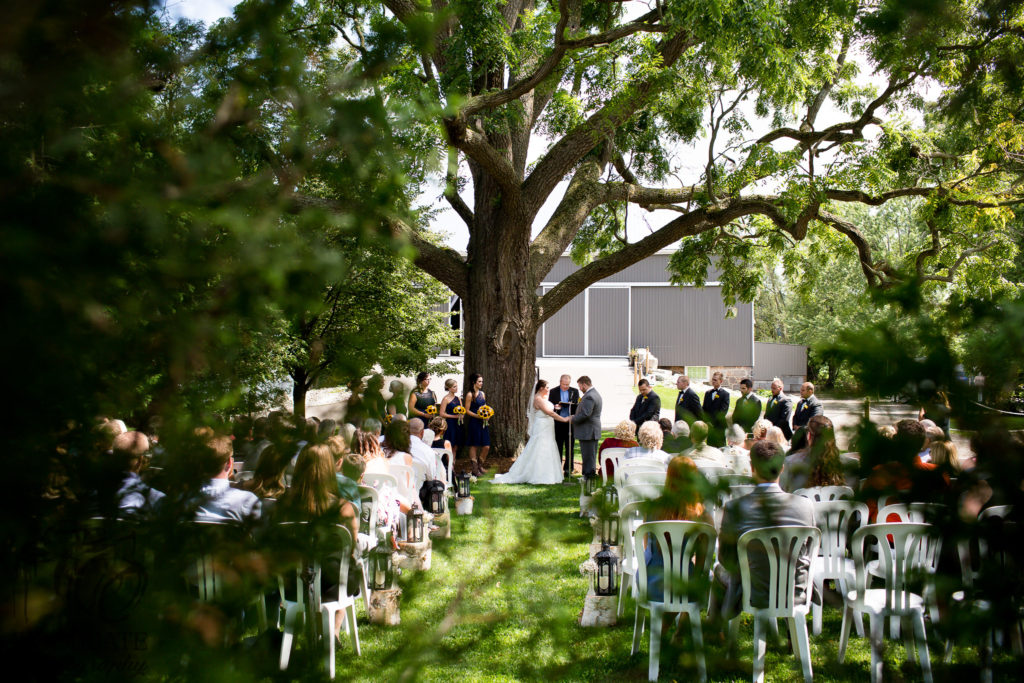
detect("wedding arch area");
top-left (4, 1), bottom-right (1024, 681)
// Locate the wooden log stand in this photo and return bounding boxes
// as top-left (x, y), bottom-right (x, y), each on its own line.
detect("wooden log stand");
top-left (368, 587), bottom-right (402, 625)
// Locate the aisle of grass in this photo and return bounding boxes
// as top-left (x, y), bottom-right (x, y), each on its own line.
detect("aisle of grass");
top-left (333, 476), bottom-right (1010, 682)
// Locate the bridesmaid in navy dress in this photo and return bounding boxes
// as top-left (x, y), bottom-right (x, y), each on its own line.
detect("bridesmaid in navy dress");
top-left (465, 373), bottom-right (491, 476)
top-left (439, 379), bottom-right (464, 452)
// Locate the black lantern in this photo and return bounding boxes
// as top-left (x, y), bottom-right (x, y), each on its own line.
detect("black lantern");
top-left (594, 542), bottom-right (619, 596)
top-left (428, 484), bottom-right (446, 514)
top-left (604, 484), bottom-right (619, 509)
top-left (582, 473), bottom-right (599, 497)
top-left (600, 511), bottom-right (620, 547)
top-left (407, 507), bottom-right (425, 543)
top-left (457, 471), bottom-right (471, 498)
top-left (370, 537), bottom-right (394, 591)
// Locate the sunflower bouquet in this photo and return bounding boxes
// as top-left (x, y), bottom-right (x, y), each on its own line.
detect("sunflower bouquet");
top-left (425, 404), bottom-right (438, 416)
top-left (453, 405), bottom-right (467, 424)
top-left (383, 413), bottom-right (393, 425)
top-left (477, 405), bottom-right (494, 429)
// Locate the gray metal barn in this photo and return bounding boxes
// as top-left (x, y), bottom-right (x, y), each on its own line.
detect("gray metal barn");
top-left (440, 251), bottom-right (805, 388)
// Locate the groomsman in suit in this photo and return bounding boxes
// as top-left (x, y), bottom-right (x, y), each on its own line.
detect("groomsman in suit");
top-left (763, 378), bottom-right (794, 440)
top-left (629, 379), bottom-right (661, 434)
top-left (732, 378), bottom-right (762, 435)
top-left (791, 382), bottom-right (823, 449)
top-left (572, 376), bottom-right (603, 476)
top-left (674, 375), bottom-right (702, 425)
top-left (549, 374), bottom-right (580, 476)
top-left (702, 371), bottom-right (730, 447)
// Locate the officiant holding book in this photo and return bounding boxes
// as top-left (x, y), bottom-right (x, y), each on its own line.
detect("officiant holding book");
top-left (549, 374), bottom-right (579, 476)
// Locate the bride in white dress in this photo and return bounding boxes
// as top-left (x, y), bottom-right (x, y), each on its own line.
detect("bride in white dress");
top-left (493, 380), bottom-right (570, 485)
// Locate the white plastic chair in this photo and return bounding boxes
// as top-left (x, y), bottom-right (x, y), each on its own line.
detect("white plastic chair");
top-left (811, 499), bottom-right (869, 636)
top-left (729, 525), bottom-right (821, 683)
top-left (276, 523), bottom-right (360, 677)
top-left (616, 462), bottom-right (667, 490)
top-left (386, 462), bottom-right (417, 504)
top-left (979, 504), bottom-right (1012, 520)
top-left (188, 521), bottom-right (268, 634)
top-left (696, 464), bottom-right (731, 482)
top-left (632, 521), bottom-right (717, 681)
top-left (627, 471), bottom-right (668, 488)
top-left (620, 483), bottom-right (663, 511)
top-left (410, 460), bottom-right (429, 491)
top-left (617, 500), bottom-right (648, 617)
top-left (838, 523), bottom-right (940, 683)
top-left (793, 485), bottom-right (854, 502)
top-left (601, 447), bottom-right (628, 485)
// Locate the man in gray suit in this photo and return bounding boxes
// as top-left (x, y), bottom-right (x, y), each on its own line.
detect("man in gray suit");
top-left (713, 440), bottom-right (815, 618)
top-left (571, 376), bottom-right (602, 477)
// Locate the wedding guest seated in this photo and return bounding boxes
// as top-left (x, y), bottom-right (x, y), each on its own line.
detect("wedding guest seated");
top-left (239, 443), bottom-right (289, 514)
top-left (779, 416), bottom-right (846, 492)
top-left (765, 426), bottom-right (789, 451)
top-left (113, 431), bottom-right (164, 517)
top-left (862, 418), bottom-right (949, 521)
top-left (275, 443), bottom-right (360, 632)
top-left (364, 418), bottom-right (383, 444)
top-left (242, 417), bottom-right (272, 472)
top-left (354, 428), bottom-right (408, 537)
top-left (623, 421), bottom-right (673, 465)
top-left (428, 416), bottom-right (452, 478)
top-left (340, 423), bottom-right (357, 449)
top-left (382, 420), bottom-right (416, 495)
top-left (685, 421), bottom-right (728, 467)
top-left (711, 441), bottom-right (815, 621)
top-left (318, 418), bottom-right (340, 439)
top-left (929, 437), bottom-right (962, 475)
top-left (599, 420), bottom-right (640, 478)
top-left (919, 424), bottom-right (945, 464)
top-left (662, 420), bottom-right (692, 454)
top-left (407, 418), bottom-right (438, 488)
top-left (192, 435), bottom-right (261, 523)
top-left (723, 425), bottom-right (752, 476)
top-left (744, 418), bottom-right (773, 450)
top-left (658, 418), bottom-right (674, 439)
top-left (642, 456), bottom-right (714, 601)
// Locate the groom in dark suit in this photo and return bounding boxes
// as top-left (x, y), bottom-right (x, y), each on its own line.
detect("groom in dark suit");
top-left (572, 376), bottom-right (602, 477)
top-left (549, 374), bottom-right (580, 476)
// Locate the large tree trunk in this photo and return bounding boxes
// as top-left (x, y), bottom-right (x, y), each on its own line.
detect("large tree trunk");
top-left (292, 369), bottom-right (309, 419)
top-left (461, 202), bottom-right (537, 459)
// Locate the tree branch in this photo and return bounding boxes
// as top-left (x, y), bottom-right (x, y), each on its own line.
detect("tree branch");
top-left (442, 121), bottom-right (520, 199)
top-left (287, 193), bottom-right (469, 298)
top-left (818, 210), bottom-right (900, 288)
top-left (522, 29), bottom-right (694, 217)
top-left (456, 6), bottom-right (665, 120)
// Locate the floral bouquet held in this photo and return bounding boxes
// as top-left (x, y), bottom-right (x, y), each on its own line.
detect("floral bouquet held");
top-left (453, 405), bottom-right (467, 425)
top-left (477, 405), bottom-right (495, 429)
top-left (425, 404), bottom-right (438, 417)
top-left (383, 413), bottom-right (393, 425)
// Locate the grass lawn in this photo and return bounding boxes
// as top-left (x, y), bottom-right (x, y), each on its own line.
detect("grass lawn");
top-left (317, 471), bottom-right (1011, 681)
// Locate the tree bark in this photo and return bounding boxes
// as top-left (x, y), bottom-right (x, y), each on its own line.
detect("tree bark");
top-left (292, 368), bottom-right (309, 419)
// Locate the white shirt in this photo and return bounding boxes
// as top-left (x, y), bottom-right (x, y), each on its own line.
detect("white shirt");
top-left (409, 435), bottom-right (437, 484)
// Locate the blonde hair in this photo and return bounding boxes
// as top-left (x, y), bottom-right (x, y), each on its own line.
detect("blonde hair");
top-left (765, 427), bottom-right (787, 447)
top-left (752, 419), bottom-right (772, 440)
top-left (637, 421), bottom-right (664, 450)
top-left (878, 424), bottom-right (896, 439)
top-left (614, 420), bottom-right (637, 440)
top-left (929, 439), bottom-right (961, 472)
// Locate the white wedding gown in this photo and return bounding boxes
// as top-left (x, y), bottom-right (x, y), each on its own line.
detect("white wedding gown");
top-left (493, 400), bottom-right (564, 485)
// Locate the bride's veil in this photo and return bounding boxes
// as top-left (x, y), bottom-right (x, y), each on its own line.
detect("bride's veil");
top-left (526, 390), bottom-right (538, 436)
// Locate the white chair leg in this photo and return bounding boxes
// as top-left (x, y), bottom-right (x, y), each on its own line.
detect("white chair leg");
top-left (688, 609), bottom-right (707, 683)
top-left (889, 614), bottom-right (900, 640)
top-left (794, 616), bottom-right (814, 683)
top-left (905, 616), bottom-right (917, 664)
top-left (280, 605), bottom-right (300, 670)
top-left (649, 605), bottom-right (663, 682)
top-left (854, 608), bottom-right (865, 638)
top-left (838, 606), bottom-right (852, 663)
top-left (812, 577), bottom-right (823, 636)
top-left (913, 612), bottom-right (933, 683)
top-left (632, 606), bottom-right (645, 656)
top-left (752, 616), bottom-right (767, 683)
top-left (727, 616), bottom-right (741, 657)
top-left (869, 614), bottom-right (884, 683)
top-left (981, 629), bottom-right (994, 683)
top-left (347, 603), bottom-right (361, 656)
top-left (322, 608), bottom-right (336, 679)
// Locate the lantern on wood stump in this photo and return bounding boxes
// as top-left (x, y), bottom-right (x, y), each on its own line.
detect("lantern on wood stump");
top-left (594, 543), bottom-right (619, 596)
top-left (407, 507), bottom-right (425, 543)
top-left (457, 471), bottom-right (471, 498)
top-left (582, 473), bottom-right (599, 497)
top-left (370, 537), bottom-right (395, 591)
top-left (600, 512), bottom-right (620, 547)
top-left (428, 483), bottom-right (446, 514)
